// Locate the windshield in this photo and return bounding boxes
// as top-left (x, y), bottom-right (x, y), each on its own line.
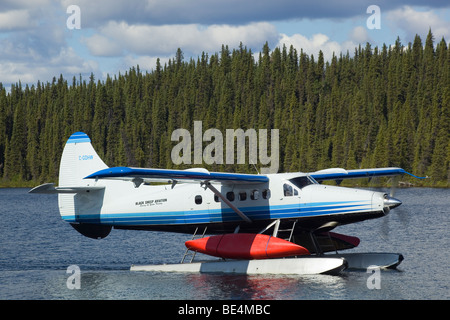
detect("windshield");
top-left (289, 176), bottom-right (316, 189)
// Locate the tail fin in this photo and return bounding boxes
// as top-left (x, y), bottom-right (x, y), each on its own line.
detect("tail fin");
top-left (59, 132), bottom-right (108, 187)
top-left (59, 132), bottom-right (111, 239)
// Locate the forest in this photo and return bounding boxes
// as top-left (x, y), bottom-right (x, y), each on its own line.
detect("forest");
top-left (0, 30), bottom-right (448, 187)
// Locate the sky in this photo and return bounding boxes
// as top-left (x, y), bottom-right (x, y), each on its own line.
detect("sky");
top-left (0, 0), bottom-right (449, 89)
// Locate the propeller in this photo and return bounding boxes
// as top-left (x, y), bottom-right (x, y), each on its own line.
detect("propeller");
top-left (389, 175), bottom-right (399, 197)
top-left (366, 175), bottom-right (408, 241)
top-left (381, 175), bottom-right (411, 240)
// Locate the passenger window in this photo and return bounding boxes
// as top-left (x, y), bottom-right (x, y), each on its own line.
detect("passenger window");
top-left (214, 195), bottom-right (220, 202)
top-left (250, 189), bottom-right (259, 200)
top-left (226, 191), bottom-right (235, 201)
top-left (294, 188), bottom-right (298, 196)
top-left (283, 183), bottom-right (293, 196)
top-left (195, 195), bottom-right (202, 204)
top-left (262, 189), bottom-right (270, 199)
top-left (239, 191), bottom-right (247, 201)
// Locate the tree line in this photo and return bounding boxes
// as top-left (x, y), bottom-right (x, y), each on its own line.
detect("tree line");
top-left (0, 30), bottom-right (448, 187)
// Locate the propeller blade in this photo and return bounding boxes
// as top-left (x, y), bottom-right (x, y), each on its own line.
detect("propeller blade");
top-left (390, 176), bottom-right (399, 197)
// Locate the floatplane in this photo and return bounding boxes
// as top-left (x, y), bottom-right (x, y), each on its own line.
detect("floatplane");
top-left (30, 132), bottom-right (426, 275)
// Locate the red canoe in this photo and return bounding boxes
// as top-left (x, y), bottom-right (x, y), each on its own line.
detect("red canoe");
top-left (185, 233), bottom-right (310, 260)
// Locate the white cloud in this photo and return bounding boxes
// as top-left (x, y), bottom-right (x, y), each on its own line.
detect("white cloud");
top-left (81, 34), bottom-right (123, 56)
top-left (83, 21), bottom-right (279, 57)
top-left (0, 47), bottom-right (99, 86)
top-left (386, 6), bottom-right (450, 42)
top-left (349, 26), bottom-right (371, 44)
top-left (277, 33), bottom-right (357, 61)
top-left (0, 1), bottom-right (100, 86)
top-left (0, 10), bottom-right (35, 30)
top-left (0, 62), bottom-right (39, 84)
top-left (49, 47), bottom-right (98, 74)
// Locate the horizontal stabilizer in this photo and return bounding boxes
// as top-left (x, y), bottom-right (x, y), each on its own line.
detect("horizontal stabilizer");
top-left (29, 183), bottom-right (105, 194)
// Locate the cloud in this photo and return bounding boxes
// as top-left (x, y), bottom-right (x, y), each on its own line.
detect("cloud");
top-left (0, 46), bottom-right (98, 86)
top-left (386, 5), bottom-right (450, 42)
top-left (81, 34), bottom-right (123, 57)
top-left (0, 10), bottom-right (35, 30)
top-left (83, 21), bottom-right (279, 57)
top-left (0, 1), bottom-right (100, 86)
top-left (349, 26), bottom-right (371, 44)
top-left (49, 46), bottom-right (99, 75)
top-left (277, 32), bottom-right (358, 61)
top-left (0, 0), bottom-right (52, 11)
top-left (59, 1), bottom-right (449, 26)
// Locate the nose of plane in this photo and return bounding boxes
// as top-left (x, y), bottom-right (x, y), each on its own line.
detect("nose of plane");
top-left (383, 194), bottom-right (402, 209)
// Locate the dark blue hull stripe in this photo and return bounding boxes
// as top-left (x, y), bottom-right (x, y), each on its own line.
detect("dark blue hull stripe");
top-left (62, 202), bottom-right (372, 225)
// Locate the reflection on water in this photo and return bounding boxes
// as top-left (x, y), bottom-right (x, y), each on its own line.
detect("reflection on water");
top-left (184, 273), bottom-right (348, 300)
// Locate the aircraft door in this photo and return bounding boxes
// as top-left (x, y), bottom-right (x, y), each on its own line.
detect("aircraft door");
top-left (186, 188), bottom-right (215, 224)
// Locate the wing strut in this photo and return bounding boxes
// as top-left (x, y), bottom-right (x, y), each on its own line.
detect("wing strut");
top-left (204, 182), bottom-right (252, 223)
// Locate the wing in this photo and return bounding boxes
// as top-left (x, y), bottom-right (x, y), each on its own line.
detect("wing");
top-left (84, 166), bottom-right (269, 184)
top-left (84, 166), bottom-right (268, 223)
top-left (309, 167), bottom-right (427, 182)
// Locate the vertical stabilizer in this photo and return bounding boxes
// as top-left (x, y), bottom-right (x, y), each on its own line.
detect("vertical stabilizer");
top-left (59, 132), bottom-right (108, 187)
top-left (58, 132), bottom-right (110, 237)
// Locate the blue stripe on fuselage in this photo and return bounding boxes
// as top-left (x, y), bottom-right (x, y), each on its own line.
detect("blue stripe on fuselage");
top-left (61, 201), bottom-right (371, 225)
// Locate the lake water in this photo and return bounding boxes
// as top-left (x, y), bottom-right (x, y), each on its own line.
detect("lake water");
top-left (0, 187), bottom-right (448, 301)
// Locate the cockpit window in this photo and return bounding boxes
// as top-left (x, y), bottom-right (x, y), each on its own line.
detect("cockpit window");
top-left (283, 183), bottom-right (293, 196)
top-left (289, 176), bottom-right (315, 189)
